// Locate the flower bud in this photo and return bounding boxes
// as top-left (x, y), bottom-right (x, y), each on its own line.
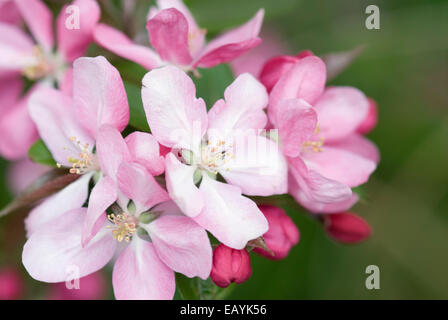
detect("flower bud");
top-left (0, 267), bottom-right (24, 299)
top-left (210, 244), bottom-right (252, 288)
top-left (254, 205), bottom-right (300, 260)
top-left (323, 212), bottom-right (371, 244)
top-left (357, 98), bottom-right (378, 134)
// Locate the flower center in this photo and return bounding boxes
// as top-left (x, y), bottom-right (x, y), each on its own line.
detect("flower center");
top-left (107, 213), bottom-right (137, 243)
top-left (200, 139), bottom-right (234, 174)
top-left (22, 46), bottom-right (53, 80)
top-left (302, 124), bottom-right (325, 153)
top-left (57, 137), bottom-right (99, 174)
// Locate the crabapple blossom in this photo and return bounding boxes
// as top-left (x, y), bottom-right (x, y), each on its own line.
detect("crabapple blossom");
top-left (210, 244), bottom-right (252, 288)
top-left (94, 0), bottom-right (264, 72)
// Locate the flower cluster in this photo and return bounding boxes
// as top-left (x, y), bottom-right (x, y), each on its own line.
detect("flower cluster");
top-left (0, 0), bottom-right (378, 300)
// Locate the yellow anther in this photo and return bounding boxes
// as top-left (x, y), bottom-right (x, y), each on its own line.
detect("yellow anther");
top-left (107, 213), bottom-right (137, 243)
top-left (22, 46), bottom-right (52, 80)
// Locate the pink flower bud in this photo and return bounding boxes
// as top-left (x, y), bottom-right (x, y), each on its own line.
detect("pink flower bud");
top-left (210, 244), bottom-right (252, 288)
top-left (357, 98), bottom-right (378, 134)
top-left (324, 212), bottom-right (371, 244)
top-left (296, 50), bottom-right (315, 59)
top-left (0, 267), bottom-right (24, 300)
top-left (254, 205), bottom-right (300, 260)
top-left (48, 272), bottom-right (106, 300)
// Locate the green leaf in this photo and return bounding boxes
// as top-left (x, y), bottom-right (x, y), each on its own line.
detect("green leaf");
top-left (175, 273), bottom-right (200, 300)
top-left (28, 139), bottom-right (57, 167)
top-left (124, 81), bottom-right (150, 132)
top-left (193, 64), bottom-right (234, 109)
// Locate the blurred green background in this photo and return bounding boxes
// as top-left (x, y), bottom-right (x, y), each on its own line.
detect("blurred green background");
top-left (1, 0), bottom-right (447, 299)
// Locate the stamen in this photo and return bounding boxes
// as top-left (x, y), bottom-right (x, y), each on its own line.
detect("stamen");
top-left (200, 139), bottom-right (235, 174)
top-left (107, 213), bottom-right (137, 243)
top-left (22, 46), bottom-right (52, 80)
top-left (302, 138), bottom-right (324, 153)
top-left (66, 137), bottom-right (96, 175)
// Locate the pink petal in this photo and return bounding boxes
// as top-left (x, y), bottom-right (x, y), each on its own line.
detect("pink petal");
top-left (303, 145), bottom-right (377, 188)
top-left (313, 86), bottom-right (369, 142)
top-left (144, 214), bottom-right (212, 279)
top-left (112, 239), bottom-right (175, 300)
top-left (329, 133), bottom-right (380, 164)
top-left (146, 8), bottom-right (192, 66)
top-left (259, 55), bottom-right (299, 92)
top-left (0, 89), bottom-right (38, 160)
top-left (59, 67), bottom-right (73, 96)
top-left (288, 156), bottom-right (352, 204)
top-left (22, 208), bottom-right (116, 283)
top-left (73, 56), bottom-right (129, 137)
top-left (96, 125), bottom-right (131, 180)
top-left (275, 98), bottom-right (318, 157)
top-left (150, 0), bottom-right (204, 57)
top-left (230, 30), bottom-right (288, 78)
top-left (14, 0), bottom-right (54, 50)
top-left (125, 132), bottom-right (165, 176)
top-left (165, 153), bottom-right (204, 217)
top-left (195, 175), bottom-right (268, 249)
top-left (7, 158), bottom-right (50, 195)
top-left (82, 176), bottom-right (117, 247)
top-left (56, 0), bottom-right (100, 62)
top-left (117, 162), bottom-right (169, 214)
top-left (93, 23), bottom-right (161, 70)
top-left (25, 173), bottom-right (92, 237)
top-left (220, 134), bottom-right (288, 196)
top-left (0, 1), bottom-right (21, 25)
top-left (0, 22), bottom-right (35, 71)
top-left (193, 9), bottom-right (264, 68)
top-left (28, 86), bottom-right (94, 166)
top-left (269, 56), bottom-right (326, 123)
top-left (357, 97), bottom-right (378, 134)
top-left (141, 66), bottom-right (207, 150)
top-left (207, 73), bottom-right (268, 134)
top-left (0, 76), bottom-right (22, 117)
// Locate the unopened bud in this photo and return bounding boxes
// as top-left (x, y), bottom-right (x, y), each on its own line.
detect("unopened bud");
top-left (210, 244), bottom-right (252, 288)
top-left (323, 212), bottom-right (371, 244)
top-left (254, 205), bottom-right (300, 260)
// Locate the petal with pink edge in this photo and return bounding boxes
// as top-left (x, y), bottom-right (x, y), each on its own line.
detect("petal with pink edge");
top-left (259, 55), bottom-right (299, 92)
top-left (73, 56), bottom-right (129, 137)
top-left (56, 0), bottom-right (100, 62)
top-left (303, 145), bottom-right (377, 188)
top-left (22, 208), bottom-right (116, 283)
top-left (144, 215), bottom-right (212, 279)
top-left (117, 162), bottom-right (169, 214)
top-left (147, 8), bottom-right (192, 66)
top-left (28, 86), bottom-right (94, 166)
top-left (328, 133), bottom-right (380, 164)
top-left (112, 239), bottom-right (175, 300)
top-left (0, 22), bottom-right (35, 71)
top-left (275, 98), bottom-right (318, 157)
top-left (82, 176), bottom-right (117, 247)
top-left (207, 73), bottom-right (268, 134)
top-left (25, 172), bottom-right (92, 237)
top-left (288, 156), bottom-right (352, 204)
top-left (0, 76), bottom-right (22, 117)
top-left (96, 124), bottom-right (131, 181)
top-left (141, 66), bottom-right (207, 150)
top-left (14, 0), bottom-right (54, 50)
top-left (269, 56), bottom-right (326, 123)
top-left (93, 24), bottom-right (161, 70)
top-left (125, 132), bottom-right (165, 176)
top-left (193, 9), bottom-right (264, 68)
top-left (313, 86), bottom-right (369, 142)
top-left (220, 135), bottom-right (288, 196)
top-left (165, 153), bottom-right (204, 218)
top-left (195, 175), bottom-right (268, 249)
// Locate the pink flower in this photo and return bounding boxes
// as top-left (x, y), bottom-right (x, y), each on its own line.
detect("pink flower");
top-left (253, 205), bottom-right (299, 260)
top-left (48, 272), bottom-right (106, 300)
top-left (265, 54), bottom-right (379, 213)
top-left (210, 244), bottom-right (252, 288)
top-left (26, 56), bottom-right (131, 237)
top-left (22, 147), bottom-right (212, 299)
top-left (0, 0), bottom-right (100, 159)
top-left (323, 212), bottom-right (371, 244)
top-left (94, 0), bottom-right (264, 71)
top-left (0, 267), bottom-right (24, 299)
top-left (141, 66), bottom-right (288, 249)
